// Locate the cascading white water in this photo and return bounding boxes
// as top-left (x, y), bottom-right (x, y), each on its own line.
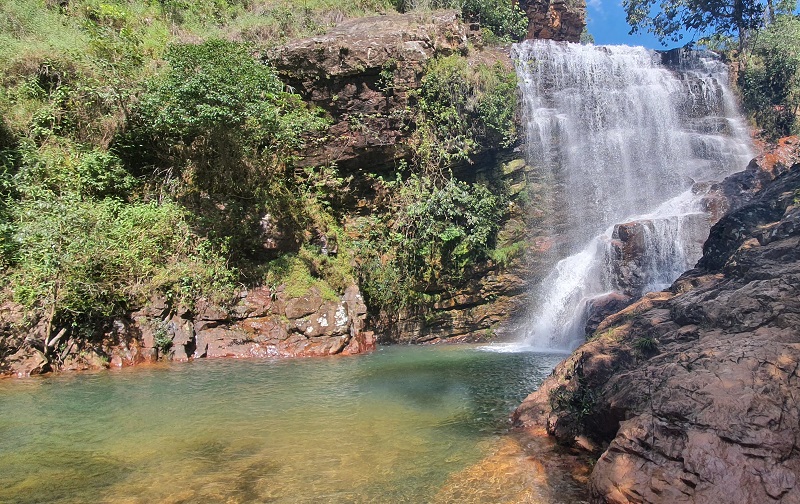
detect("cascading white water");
top-left (514, 40), bottom-right (754, 351)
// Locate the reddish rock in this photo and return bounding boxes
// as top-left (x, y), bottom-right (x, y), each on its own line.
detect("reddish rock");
top-left (513, 161), bottom-right (800, 503)
top-left (167, 315), bottom-right (194, 361)
top-left (284, 289), bottom-right (324, 320)
top-left (342, 330), bottom-right (376, 355)
top-left (7, 348), bottom-right (48, 378)
top-left (519, 0), bottom-right (586, 42)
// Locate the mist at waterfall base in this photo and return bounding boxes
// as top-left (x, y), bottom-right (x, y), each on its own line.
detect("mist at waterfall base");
top-left (489, 40), bottom-right (753, 354)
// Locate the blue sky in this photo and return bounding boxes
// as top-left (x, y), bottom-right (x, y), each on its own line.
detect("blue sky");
top-left (586, 0), bottom-right (684, 48)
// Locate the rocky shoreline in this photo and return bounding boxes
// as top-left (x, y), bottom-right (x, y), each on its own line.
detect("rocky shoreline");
top-left (0, 282), bottom-right (375, 378)
top-left (512, 139), bottom-right (800, 503)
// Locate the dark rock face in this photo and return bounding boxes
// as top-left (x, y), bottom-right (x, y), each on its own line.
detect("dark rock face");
top-left (268, 10), bottom-right (468, 172)
top-left (519, 0), bottom-right (586, 42)
top-left (513, 144), bottom-right (800, 503)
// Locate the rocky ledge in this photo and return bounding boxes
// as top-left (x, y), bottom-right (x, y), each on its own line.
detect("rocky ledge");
top-left (1, 284), bottom-right (374, 378)
top-left (513, 143), bottom-right (800, 503)
top-left (268, 10), bottom-right (469, 172)
top-left (519, 0), bottom-right (586, 42)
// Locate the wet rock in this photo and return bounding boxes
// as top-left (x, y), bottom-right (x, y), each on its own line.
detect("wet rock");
top-left (584, 292), bottom-right (632, 337)
top-left (714, 135), bottom-right (800, 214)
top-left (514, 158), bottom-right (800, 502)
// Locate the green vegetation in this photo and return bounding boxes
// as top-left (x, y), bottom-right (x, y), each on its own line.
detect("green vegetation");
top-left (412, 54), bottom-right (518, 169)
top-left (740, 15), bottom-right (800, 139)
top-left (632, 335), bottom-right (657, 354)
top-left (346, 53), bottom-right (519, 318)
top-left (395, 0), bottom-right (528, 42)
top-left (353, 174), bottom-right (508, 313)
top-left (0, 0), bottom-right (353, 356)
top-left (548, 359), bottom-right (597, 430)
top-left (0, 0), bottom-right (525, 361)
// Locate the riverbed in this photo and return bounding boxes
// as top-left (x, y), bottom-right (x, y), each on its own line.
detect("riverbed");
top-left (0, 344), bottom-right (584, 503)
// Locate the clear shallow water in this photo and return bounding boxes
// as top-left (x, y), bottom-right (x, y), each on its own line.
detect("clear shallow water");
top-left (0, 345), bottom-right (566, 504)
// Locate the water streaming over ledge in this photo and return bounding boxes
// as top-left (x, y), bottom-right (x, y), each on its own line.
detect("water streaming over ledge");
top-left (513, 41), bottom-right (754, 351)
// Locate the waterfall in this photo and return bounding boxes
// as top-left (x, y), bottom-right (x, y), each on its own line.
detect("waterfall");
top-left (514, 41), bottom-right (753, 351)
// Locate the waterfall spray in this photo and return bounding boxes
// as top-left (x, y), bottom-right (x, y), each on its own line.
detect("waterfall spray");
top-left (514, 41), bottom-right (753, 351)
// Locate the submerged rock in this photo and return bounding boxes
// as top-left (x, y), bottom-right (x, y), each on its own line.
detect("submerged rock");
top-left (513, 146), bottom-right (800, 503)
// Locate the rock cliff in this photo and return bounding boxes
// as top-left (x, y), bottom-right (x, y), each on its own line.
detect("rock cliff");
top-left (519, 0), bottom-right (586, 42)
top-left (269, 12), bottom-right (549, 345)
top-left (513, 142), bottom-right (800, 503)
top-left (0, 285), bottom-right (373, 378)
top-left (268, 10), bottom-right (468, 172)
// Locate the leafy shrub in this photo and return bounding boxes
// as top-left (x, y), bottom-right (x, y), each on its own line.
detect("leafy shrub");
top-left (413, 54), bottom-right (518, 169)
top-left (395, 0), bottom-right (527, 42)
top-left (118, 38), bottom-right (326, 187)
top-left (461, 0), bottom-right (528, 43)
top-left (354, 174), bottom-right (508, 312)
top-left (740, 15), bottom-right (800, 139)
top-left (115, 38), bottom-right (329, 274)
top-left (12, 142), bottom-right (136, 200)
top-left (9, 197), bottom-right (234, 321)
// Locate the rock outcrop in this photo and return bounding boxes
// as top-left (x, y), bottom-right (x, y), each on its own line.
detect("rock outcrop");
top-left (268, 10), bottom-right (468, 172)
top-left (270, 12), bottom-right (550, 345)
top-left (513, 144), bottom-right (800, 503)
top-left (1, 284), bottom-right (373, 378)
top-left (519, 0), bottom-right (586, 42)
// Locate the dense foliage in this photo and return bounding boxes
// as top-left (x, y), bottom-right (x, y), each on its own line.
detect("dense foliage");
top-left (119, 39), bottom-right (326, 180)
top-left (344, 54), bottom-right (518, 317)
top-left (395, 0), bottom-right (528, 42)
top-left (739, 15), bottom-right (800, 138)
top-left (354, 175), bottom-right (508, 314)
top-left (412, 55), bottom-right (518, 170)
top-left (0, 1), bottom-right (348, 354)
top-left (0, 0), bottom-right (523, 361)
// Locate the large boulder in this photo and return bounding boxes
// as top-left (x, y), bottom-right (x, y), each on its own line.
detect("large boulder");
top-left (513, 154), bottom-right (800, 502)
